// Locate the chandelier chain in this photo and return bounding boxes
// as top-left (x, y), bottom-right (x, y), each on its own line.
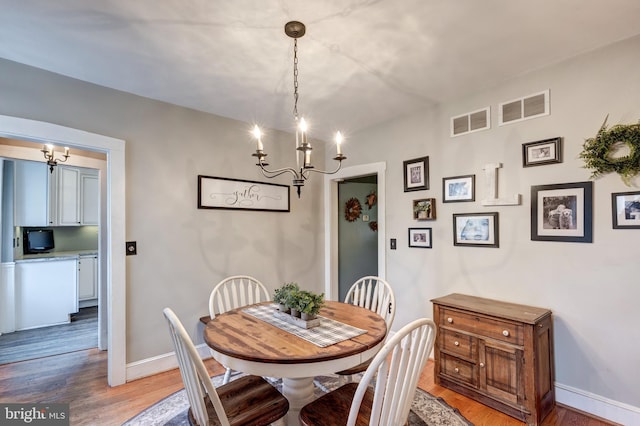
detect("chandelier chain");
top-left (293, 38), bottom-right (299, 119)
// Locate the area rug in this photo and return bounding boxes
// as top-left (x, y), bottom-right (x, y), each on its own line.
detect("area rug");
top-left (123, 373), bottom-right (473, 426)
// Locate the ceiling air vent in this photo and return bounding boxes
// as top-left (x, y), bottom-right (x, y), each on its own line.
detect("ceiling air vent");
top-left (499, 90), bottom-right (550, 126)
top-left (451, 107), bottom-right (490, 137)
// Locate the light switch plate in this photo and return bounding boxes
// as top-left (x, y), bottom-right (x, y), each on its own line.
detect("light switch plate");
top-left (126, 241), bottom-right (137, 255)
top-left (390, 238), bottom-right (397, 250)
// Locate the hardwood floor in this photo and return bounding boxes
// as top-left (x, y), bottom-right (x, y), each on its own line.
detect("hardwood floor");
top-left (0, 307), bottom-right (98, 364)
top-left (0, 349), bottom-right (616, 426)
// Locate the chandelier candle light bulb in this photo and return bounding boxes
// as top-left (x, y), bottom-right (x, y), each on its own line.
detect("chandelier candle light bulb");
top-left (336, 131), bottom-right (343, 155)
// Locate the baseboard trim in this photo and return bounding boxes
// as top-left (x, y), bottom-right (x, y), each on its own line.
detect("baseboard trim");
top-left (556, 382), bottom-right (640, 425)
top-left (125, 344), bottom-right (212, 382)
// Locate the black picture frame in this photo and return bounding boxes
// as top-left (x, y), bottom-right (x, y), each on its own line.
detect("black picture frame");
top-left (531, 181), bottom-right (593, 242)
top-left (522, 137), bottom-right (562, 167)
top-left (403, 156), bottom-right (429, 192)
top-left (453, 212), bottom-right (499, 247)
top-left (611, 191), bottom-right (640, 229)
top-left (408, 228), bottom-right (432, 248)
top-left (442, 174), bottom-right (475, 203)
top-left (197, 175), bottom-right (290, 212)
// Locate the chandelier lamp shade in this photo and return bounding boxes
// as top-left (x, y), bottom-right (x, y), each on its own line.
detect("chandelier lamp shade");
top-left (251, 21), bottom-right (346, 198)
top-left (41, 144), bottom-right (70, 173)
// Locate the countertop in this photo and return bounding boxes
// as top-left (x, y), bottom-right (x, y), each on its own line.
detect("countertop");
top-left (14, 250), bottom-right (98, 263)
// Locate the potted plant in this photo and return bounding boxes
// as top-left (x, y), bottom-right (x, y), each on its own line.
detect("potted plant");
top-left (295, 290), bottom-right (325, 321)
top-left (273, 282), bottom-right (299, 313)
top-left (284, 285), bottom-right (302, 317)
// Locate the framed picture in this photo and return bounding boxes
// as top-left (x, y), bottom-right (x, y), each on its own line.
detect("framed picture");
top-left (197, 175), bottom-right (290, 212)
top-left (531, 181), bottom-right (592, 242)
top-left (442, 174), bottom-right (475, 202)
top-left (611, 191), bottom-right (640, 229)
top-left (453, 212), bottom-right (499, 247)
top-left (408, 228), bottom-right (432, 248)
top-left (522, 137), bottom-right (562, 167)
top-left (403, 156), bottom-right (429, 192)
top-left (413, 198), bottom-right (436, 220)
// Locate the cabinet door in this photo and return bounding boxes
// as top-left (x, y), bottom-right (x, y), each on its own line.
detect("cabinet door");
top-left (80, 172), bottom-right (99, 225)
top-left (14, 160), bottom-right (49, 227)
top-left (78, 255), bottom-right (97, 300)
top-left (479, 339), bottom-right (523, 405)
top-left (56, 167), bottom-right (81, 225)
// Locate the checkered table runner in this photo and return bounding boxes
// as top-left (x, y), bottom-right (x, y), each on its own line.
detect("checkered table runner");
top-left (242, 304), bottom-right (367, 348)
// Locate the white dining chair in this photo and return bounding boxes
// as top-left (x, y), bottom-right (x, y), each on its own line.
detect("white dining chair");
top-left (163, 308), bottom-right (289, 426)
top-left (299, 317), bottom-right (437, 426)
top-left (336, 276), bottom-right (395, 382)
top-left (208, 275), bottom-right (270, 384)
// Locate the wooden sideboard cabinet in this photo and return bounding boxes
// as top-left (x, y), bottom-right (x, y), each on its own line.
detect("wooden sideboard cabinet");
top-left (432, 293), bottom-right (555, 426)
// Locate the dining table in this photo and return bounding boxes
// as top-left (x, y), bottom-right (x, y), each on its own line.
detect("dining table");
top-left (202, 300), bottom-right (387, 426)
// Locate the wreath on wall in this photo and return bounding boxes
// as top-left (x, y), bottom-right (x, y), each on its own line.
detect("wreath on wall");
top-left (344, 197), bottom-right (362, 222)
top-left (580, 116), bottom-right (640, 185)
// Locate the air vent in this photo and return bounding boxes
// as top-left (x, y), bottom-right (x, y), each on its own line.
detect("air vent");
top-left (451, 107), bottom-right (490, 137)
top-left (499, 90), bottom-right (549, 126)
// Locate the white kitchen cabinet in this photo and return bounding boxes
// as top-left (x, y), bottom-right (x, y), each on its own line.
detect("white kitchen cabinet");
top-left (14, 160), bottom-right (49, 227)
top-left (78, 254), bottom-right (98, 306)
top-left (49, 166), bottom-right (99, 226)
top-left (55, 166), bottom-right (81, 225)
top-left (80, 172), bottom-right (99, 225)
top-left (15, 258), bottom-right (78, 330)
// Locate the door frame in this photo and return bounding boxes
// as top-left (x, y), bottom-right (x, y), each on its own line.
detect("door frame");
top-left (324, 162), bottom-right (386, 300)
top-left (0, 114), bottom-right (126, 386)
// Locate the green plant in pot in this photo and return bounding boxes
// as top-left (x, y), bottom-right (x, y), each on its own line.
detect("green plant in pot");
top-left (295, 290), bottom-right (325, 321)
top-left (414, 200), bottom-right (431, 219)
top-left (273, 282), bottom-right (299, 313)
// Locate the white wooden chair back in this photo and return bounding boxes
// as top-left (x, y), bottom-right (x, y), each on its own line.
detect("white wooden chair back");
top-left (344, 276), bottom-right (395, 329)
top-left (163, 307), bottom-right (230, 426)
top-left (348, 318), bottom-right (436, 426)
top-left (208, 275), bottom-right (270, 319)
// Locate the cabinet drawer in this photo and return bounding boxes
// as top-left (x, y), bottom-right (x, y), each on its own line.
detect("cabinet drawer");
top-left (441, 329), bottom-right (477, 359)
top-left (440, 353), bottom-right (477, 387)
top-left (441, 308), bottom-right (524, 345)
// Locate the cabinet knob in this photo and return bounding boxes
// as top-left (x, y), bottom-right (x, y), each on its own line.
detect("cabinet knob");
top-left (454, 367), bottom-right (459, 373)
top-left (502, 330), bottom-right (510, 337)
top-left (480, 362), bottom-right (485, 368)
top-left (447, 317), bottom-right (453, 324)
top-left (454, 341), bottom-right (460, 346)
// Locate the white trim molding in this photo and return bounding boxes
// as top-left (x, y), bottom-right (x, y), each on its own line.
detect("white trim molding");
top-left (126, 343), bottom-right (212, 382)
top-left (556, 382), bottom-right (640, 425)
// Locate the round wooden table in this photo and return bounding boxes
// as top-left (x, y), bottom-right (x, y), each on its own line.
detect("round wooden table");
top-left (203, 300), bottom-right (387, 426)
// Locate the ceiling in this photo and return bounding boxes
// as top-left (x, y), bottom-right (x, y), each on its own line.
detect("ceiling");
top-left (2, 1), bottom-right (640, 142)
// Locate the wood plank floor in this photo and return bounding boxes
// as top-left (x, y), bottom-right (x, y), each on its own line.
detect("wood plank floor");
top-left (0, 348), bottom-right (616, 426)
top-left (0, 307), bottom-right (98, 364)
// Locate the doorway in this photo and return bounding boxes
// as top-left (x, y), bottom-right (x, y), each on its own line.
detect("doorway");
top-left (337, 175), bottom-right (378, 301)
top-left (0, 114), bottom-right (126, 386)
top-left (0, 155), bottom-right (101, 364)
top-left (324, 162), bottom-right (386, 300)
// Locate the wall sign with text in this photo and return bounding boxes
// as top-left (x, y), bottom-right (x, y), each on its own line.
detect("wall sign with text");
top-left (197, 175), bottom-right (290, 212)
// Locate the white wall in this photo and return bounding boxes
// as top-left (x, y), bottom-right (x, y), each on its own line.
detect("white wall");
top-left (344, 35), bottom-right (640, 421)
top-left (0, 57), bottom-right (327, 363)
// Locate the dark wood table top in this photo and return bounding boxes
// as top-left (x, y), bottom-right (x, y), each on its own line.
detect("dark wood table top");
top-left (203, 301), bottom-right (387, 364)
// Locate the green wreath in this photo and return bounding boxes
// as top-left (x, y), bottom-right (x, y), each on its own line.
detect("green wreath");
top-left (580, 116), bottom-right (640, 185)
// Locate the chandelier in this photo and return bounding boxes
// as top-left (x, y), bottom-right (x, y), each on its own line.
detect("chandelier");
top-left (41, 144), bottom-right (70, 173)
top-left (251, 21), bottom-right (346, 198)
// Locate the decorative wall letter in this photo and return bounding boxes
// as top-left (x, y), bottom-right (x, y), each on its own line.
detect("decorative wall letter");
top-left (481, 163), bottom-right (521, 206)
